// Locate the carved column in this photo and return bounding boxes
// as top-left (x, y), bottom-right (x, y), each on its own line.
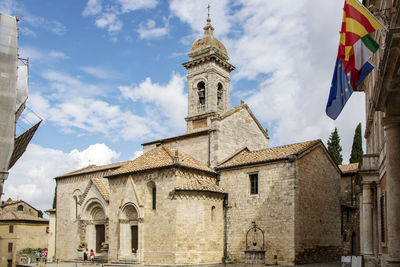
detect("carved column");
top-left (384, 116), bottom-right (400, 267)
top-left (80, 221), bottom-right (87, 249)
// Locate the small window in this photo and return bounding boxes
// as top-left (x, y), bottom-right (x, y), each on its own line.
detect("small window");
top-left (152, 186), bottom-right (156, 210)
top-left (17, 205), bottom-right (23, 211)
top-left (211, 206), bottom-right (216, 222)
top-left (8, 242), bottom-right (12, 252)
top-left (9, 225), bottom-right (13, 233)
top-left (250, 174), bottom-right (258, 195)
top-left (346, 210), bottom-right (350, 222)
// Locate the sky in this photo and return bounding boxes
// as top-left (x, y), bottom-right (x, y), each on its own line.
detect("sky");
top-left (0, 0), bottom-right (367, 213)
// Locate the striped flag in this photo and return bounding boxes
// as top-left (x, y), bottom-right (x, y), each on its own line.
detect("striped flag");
top-left (326, 0), bottom-right (383, 120)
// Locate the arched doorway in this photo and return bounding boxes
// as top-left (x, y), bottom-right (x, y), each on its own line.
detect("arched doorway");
top-left (119, 204), bottom-right (139, 258)
top-left (82, 201), bottom-right (107, 254)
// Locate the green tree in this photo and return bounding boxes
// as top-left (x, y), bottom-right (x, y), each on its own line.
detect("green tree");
top-left (350, 123), bottom-right (363, 163)
top-left (38, 210), bottom-right (43, 218)
top-left (52, 186), bottom-right (57, 209)
top-left (327, 127), bottom-right (343, 165)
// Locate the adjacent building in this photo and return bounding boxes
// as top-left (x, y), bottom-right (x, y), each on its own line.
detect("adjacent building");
top-left (357, 1), bottom-right (400, 266)
top-left (0, 198), bottom-right (49, 267)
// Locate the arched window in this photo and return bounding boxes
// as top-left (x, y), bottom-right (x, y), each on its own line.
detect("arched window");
top-left (211, 206), bottom-right (216, 222)
top-left (17, 205), bottom-right (23, 211)
top-left (197, 81), bottom-right (206, 109)
top-left (217, 83), bottom-right (223, 105)
top-left (152, 186), bottom-right (156, 210)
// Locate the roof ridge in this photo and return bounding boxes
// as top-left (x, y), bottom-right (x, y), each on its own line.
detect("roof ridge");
top-left (161, 145), bottom-right (175, 161)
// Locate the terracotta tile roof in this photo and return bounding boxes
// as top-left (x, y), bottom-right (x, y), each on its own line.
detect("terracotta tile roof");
top-left (218, 140), bottom-right (321, 169)
top-left (176, 176), bottom-right (225, 194)
top-left (8, 121), bottom-right (41, 170)
top-left (56, 161), bottom-right (126, 179)
top-left (339, 163), bottom-right (359, 174)
top-left (142, 130), bottom-right (209, 146)
top-left (0, 211), bottom-right (48, 222)
top-left (91, 177), bottom-right (110, 201)
top-left (108, 145), bottom-right (215, 177)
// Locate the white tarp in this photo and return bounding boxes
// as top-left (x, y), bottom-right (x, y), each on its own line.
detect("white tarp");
top-left (16, 64), bottom-right (28, 121)
top-left (0, 13), bottom-right (18, 172)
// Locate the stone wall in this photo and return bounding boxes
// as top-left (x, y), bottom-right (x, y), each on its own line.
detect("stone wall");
top-left (295, 145), bottom-right (342, 264)
top-left (175, 190), bottom-right (224, 264)
top-left (211, 107), bottom-right (268, 167)
top-left (219, 161), bottom-right (296, 265)
top-left (143, 134), bottom-right (209, 165)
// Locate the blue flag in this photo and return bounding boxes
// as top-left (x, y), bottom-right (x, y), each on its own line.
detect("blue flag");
top-left (326, 59), bottom-right (374, 120)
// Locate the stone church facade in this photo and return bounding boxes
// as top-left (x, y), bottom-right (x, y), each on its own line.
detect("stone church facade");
top-left (54, 18), bottom-right (341, 265)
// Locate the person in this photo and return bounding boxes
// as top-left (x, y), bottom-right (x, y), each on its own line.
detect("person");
top-left (35, 251), bottom-right (40, 264)
top-left (83, 248), bottom-right (88, 262)
top-left (90, 249), bottom-right (94, 265)
top-left (41, 249), bottom-right (48, 264)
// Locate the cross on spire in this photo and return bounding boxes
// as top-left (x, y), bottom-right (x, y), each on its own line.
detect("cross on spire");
top-left (207, 4), bottom-right (210, 18)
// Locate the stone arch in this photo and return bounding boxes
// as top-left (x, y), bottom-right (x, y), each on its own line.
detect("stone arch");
top-left (72, 189), bottom-right (82, 219)
top-left (119, 202), bottom-right (140, 257)
top-left (217, 82), bottom-right (223, 106)
top-left (197, 80), bottom-right (206, 108)
top-left (81, 198), bottom-right (108, 253)
top-left (120, 202), bottom-right (140, 220)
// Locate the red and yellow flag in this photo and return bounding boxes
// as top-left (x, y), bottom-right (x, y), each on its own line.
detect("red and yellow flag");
top-left (338, 0), bottom-right (382, 73)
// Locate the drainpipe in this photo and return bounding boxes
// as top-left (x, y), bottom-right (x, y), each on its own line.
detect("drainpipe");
top-left (223, 194), bottom-right (228, 263)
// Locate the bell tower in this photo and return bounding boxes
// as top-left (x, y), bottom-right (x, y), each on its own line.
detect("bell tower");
top-left (183, 17), bottom-right (235, 133)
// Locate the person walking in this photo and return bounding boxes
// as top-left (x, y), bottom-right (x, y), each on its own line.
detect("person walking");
top-left (83, 248), bottom-right (88, 263)
top-left (90, 249), bottom-right (94, 265)
top-left (35, 251), bottom-right (40, 265)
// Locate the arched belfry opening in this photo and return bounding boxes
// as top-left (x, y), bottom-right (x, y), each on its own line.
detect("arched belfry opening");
top-left (217, 82), bottom-right (223, 107)
top-left (197, 81), bottom-right (206, 112)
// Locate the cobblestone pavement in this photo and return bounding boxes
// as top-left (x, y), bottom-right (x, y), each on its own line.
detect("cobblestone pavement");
top-left (24, 262), bottom-right (340, 267)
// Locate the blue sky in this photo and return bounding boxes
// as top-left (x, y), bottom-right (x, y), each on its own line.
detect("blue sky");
top-left (1, 0), bottom-right (366, 212)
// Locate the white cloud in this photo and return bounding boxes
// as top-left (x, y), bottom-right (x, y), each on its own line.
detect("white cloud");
top-left (137, 18), bottom-right (169, 40)
top-left (82, 0), bottom-right (102, 16)
top-left (0, 0), bottom-right (16, 16)
top-left (170, 0), bottom-right (231, 37)
top-left (118, 0), bottom-right (157, 13)
top-left (69, 143), bottom-right (120, 168)
top-left (21, 13), bottom-right (66, 36)
top-left (49, 50), bottom-right (69, 59)
top-left (4, 143), bottom-right (120, 212)
top-left (95, 13), bottom-right (123, 32)
top-left (80, 66), bottom-right (119, 79)
top-left (119, 73), bottom-right (187, 132)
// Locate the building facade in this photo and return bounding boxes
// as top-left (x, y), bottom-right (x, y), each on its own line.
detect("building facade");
top-left (0, 199), bottom-right (49, 267)
top-left (357, 1), bottom-right (400, 266)
top-left (53, 18), bottom-right (342, 265)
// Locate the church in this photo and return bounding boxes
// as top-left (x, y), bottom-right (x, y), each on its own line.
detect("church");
top-left (53, 18), bottom-right (342, 265)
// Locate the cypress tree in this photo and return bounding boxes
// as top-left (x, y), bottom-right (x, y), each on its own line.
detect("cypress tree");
top-left (52, 186), bottom-right (57, 209)
top-left (327, 127), bottom-right (343, 165)
top-left (350, 123), bottom-right (363, 163)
